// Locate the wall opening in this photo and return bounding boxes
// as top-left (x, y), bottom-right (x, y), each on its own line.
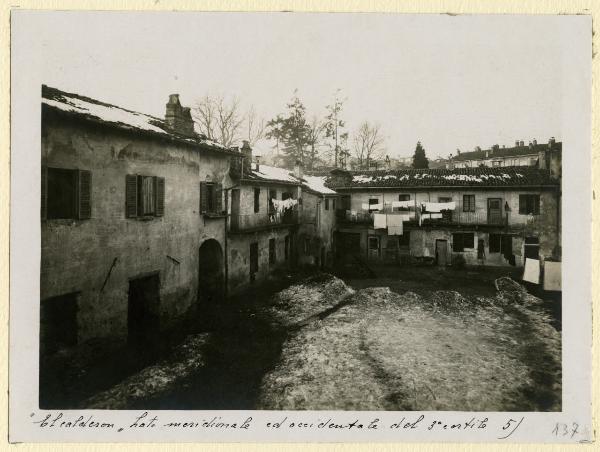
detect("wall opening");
top-left (40, 292), bottom-right (78, 355)
top-left (249, 242), bottom-right (259, 282)
top-left (198, 239), bottom-right (224, 305)
top-left (128, 273), bottom-right (161, 348)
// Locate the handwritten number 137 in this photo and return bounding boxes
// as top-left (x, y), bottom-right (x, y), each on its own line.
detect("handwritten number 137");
top-left (552, 422), bottom-right (579, 438)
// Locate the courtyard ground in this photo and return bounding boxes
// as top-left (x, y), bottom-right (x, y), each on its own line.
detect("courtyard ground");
top-left (81, 265), bottom-right (561, 411)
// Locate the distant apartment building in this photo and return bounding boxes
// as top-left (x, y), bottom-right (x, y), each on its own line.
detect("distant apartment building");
top-left (328, 166), bottom-right (561, 268)
top-left (450, 138), bottom-right (562, 170)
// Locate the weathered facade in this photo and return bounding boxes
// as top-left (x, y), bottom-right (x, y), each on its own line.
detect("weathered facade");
top-left (449, 138), bottom-right (561, 169)
top-left (328, 166), bottom-right (561, 268)
top-left (297, 174), bottom-right (339, 268)
top-left (226, 144), bottom-right (302, 293)
top-left (41, 86), bottom-right (235, 351)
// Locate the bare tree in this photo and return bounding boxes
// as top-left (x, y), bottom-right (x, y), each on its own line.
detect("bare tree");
top-left (352, 122), bottom-right (386, 169)
top-left (192, 95), bottom-right (244, 147)
top-left (306, 116), bottom-right (326, 170)
top-left (245, 105), bottom-right (265, 146)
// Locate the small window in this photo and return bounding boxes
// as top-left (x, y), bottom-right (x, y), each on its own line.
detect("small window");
top-left (463, 194), bottom-right (476, 212)
top-left (126, 174), bottom-right (165, 218)
top-left (254, 188), bottom-right (261, 213)
top-left (332, 199), bottom-right (336, 210)
top-left (43, 167), bottom-right (92, 220)
top-left (492, 161), bottom-right (501, 167)
top-left (453, 232), bottom-right (474, 252)
top-left (519, 194), bottom-right (540, 215)
top-left (368, 198), bottom-right (380, 212)
top-left (325, 199), bottom-right (329, 210)
top-left (269, 238), bottom-right (276, 265)
top-left (398, 194), bottom-right (410, 201)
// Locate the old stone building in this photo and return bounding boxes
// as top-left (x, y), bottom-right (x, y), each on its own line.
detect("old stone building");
top-left (226, 143), bottom-right (302, 293)
top-left (328, 166), bottom-right (561, 268)
top-left (41, 86), bottom-right (236, 353)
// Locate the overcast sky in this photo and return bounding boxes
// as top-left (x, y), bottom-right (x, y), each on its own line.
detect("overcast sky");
top-left (33, 11), bottom-right (565, 159)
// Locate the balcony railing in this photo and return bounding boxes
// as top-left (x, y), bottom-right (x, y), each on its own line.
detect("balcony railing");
top-left (337, 208), bottom-right (508, 227)
top-left (229, 210), bottom-right (298, 232)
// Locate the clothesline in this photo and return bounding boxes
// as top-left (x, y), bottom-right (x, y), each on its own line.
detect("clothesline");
top-left (271, 198), bottom-right (298, 213)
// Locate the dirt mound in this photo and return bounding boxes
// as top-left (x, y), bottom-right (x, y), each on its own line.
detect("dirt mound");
top-left (83, 333), bottom-right (210, 409)
top-left (265, 274), bottom-right (354, 327)
top-left (425, 290), bottom-right (470, 313)
top-left (495, 276), bottom-right (543, 306)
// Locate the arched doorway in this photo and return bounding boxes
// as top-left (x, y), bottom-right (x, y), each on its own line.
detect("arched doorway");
top-left (198, 239), bottom-right (224, 305)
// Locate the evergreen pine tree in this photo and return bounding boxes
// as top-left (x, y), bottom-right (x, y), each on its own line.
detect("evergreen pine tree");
top-left (412, 141), bottom-right (429, 169)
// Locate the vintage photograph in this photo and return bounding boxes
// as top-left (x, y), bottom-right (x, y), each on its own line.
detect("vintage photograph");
top-left (32, 13), bottom-right (564, 411)
top-left (35, 12), bottom-right (567, 413)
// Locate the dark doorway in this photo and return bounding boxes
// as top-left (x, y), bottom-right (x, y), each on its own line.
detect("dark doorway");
top-left (320, 247), bottom-right (326, 269)
top-left (40, 292), bottom-right (78, 355)
top-left (524, 236), bottom-right (540, 259)
top-left (198, 239), bottom-right (224, 305)
top-left (336, 232), bottom-right (361, 259)
top-left (249, 242), bottom-right (259, 282)
top-left (128, 274), bottom-right (161, 348)
top-left (436, 239), bottom-right (448, 266)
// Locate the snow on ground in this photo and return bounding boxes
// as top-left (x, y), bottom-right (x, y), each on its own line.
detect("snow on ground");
top-left (83, 334), bottom-right (210, 409)
top-left (258, 280), bottom-right (561, 411)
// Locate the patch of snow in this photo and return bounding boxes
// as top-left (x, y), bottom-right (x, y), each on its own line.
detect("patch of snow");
top-left (303, 175), bottom-right (337, 194)
top-left (252, 164), bottom-right (299, 183)
top-left (353, 175), bottom-right (375, 184)
top-left (43, 93), bottom-right (227, 149)
top-left (43, 97), bottom-right (168, 134)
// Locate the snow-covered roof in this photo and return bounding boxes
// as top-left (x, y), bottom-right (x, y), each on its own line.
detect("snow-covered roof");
top-left (302, 175), bottom-right (337, 195)
top-left (249, 164), bottom-right (300, 184)
top-left (42, 85), bottom-right (231, 153)
top-left (326, 167), bottom-right (559, 188)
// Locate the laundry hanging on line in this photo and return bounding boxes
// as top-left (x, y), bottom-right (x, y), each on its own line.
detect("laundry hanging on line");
top-left (391, 200), bottom-right (412, 209)
top-left (543, 261), bottom-right (561, 291)
top-left (523, 258), bottom-right (540, 284)
top-left (374, 213), bottom-right (387, 229)
top-left (422, 201), bottom-right (456, 212)
top-left (271, 198), bottom-right (298, 213)
top-left (387, 214), bottom-right (403, 235)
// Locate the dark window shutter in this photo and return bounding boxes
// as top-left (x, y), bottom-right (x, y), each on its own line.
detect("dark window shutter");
top-left (41, 166), bottom-right (47, 220)
top-left (125, 174), bottom-right (138, 218)
top-left (156, 177), bottom-right (165, 216)
top-left (518, 195), bottom-right (526, 214)
top-left (534, 195), bottom-right (540, 215)
top-left (214, 183), bottom-right (223, 213)
top-left (200, 182), bottom-right (208, 214)
top-left (78, 170), bottom-right (92, 219)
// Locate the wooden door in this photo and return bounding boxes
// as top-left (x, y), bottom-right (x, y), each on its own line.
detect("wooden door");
top-left (436, 239), bottom-right (448, 266)
top-left (368, 235), bottom-right (380, 260)
top-left (487, 198), bottom-right (503, 224)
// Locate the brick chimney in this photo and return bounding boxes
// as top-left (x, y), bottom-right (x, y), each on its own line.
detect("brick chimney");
top-left (293, 159), bottom-right (303, 180)
top-left (241, 140), bottom-right (252, 175)
top-left (165, 94), bottom-right (195, 137)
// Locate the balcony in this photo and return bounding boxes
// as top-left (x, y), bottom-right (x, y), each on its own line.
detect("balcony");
top-left (337, 208), bottom-right (508, 227)
top-left (229, 209), bottom-right (298, 233)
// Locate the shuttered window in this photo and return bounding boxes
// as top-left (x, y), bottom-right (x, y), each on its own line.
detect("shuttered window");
top-left (42, 167), bottom-right (92, 220)
top-left (126, 174), bottom-right (165, 218)
top-left (463, 194), bottom-right (475, 212)
top-left (453, 232), bottom-right (475, 252)
top-left (200, 182), bottom-right (223, 215)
